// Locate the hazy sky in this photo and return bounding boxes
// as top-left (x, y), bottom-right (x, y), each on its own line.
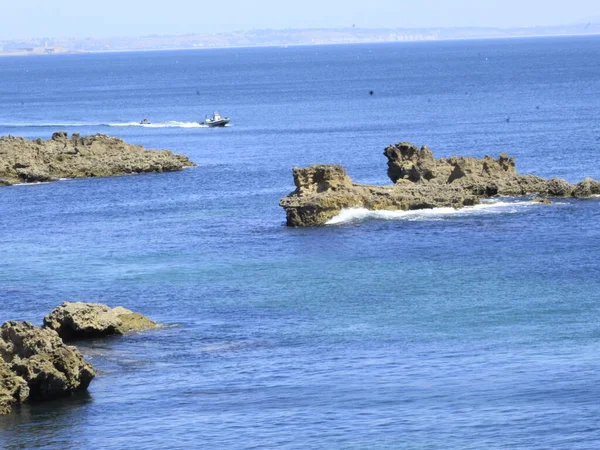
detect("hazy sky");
top-left (2, 0), bottom-right (599, 39)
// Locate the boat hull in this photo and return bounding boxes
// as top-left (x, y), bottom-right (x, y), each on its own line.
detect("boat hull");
top-left (204, 118), bottom-right (230, 127)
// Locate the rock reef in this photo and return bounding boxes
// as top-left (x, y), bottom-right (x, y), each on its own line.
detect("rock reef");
top-left (1, 302), bottom-right (159, 414)
top-left (44, 302), bottom-right (160, 341)
top-left (280, 141), bottom-right (600, 226)
top-left (0, 131), bottom-right (195, 186)
top-left (0, 321), bottom-right (95, 415)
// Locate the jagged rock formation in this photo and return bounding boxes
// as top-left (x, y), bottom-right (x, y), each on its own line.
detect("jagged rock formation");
top-left (0, 131), bottom-right (195, 186)
top-left (385, 142), bottom-right (515, 184)
top-left (279, 164), bottom-right (479, 226)
top-left (280, 141), bottom-right (600, 226)
top-left (43, 302), bottom-right (160, 340)
top-left (383, 142), bottom-right (600, 197)
top-left (0, 321), bottom-right (95, 415)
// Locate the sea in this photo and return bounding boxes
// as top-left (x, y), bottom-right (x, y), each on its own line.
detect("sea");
top-left (1, 36), bottom-right (599, 449)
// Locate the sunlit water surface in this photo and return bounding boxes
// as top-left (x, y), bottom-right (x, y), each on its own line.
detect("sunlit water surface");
top-left (1, 37), bottom-right (600, 449)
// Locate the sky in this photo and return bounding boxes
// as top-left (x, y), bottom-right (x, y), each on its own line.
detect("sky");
top-left (1, 0), bottom-right (599, 40)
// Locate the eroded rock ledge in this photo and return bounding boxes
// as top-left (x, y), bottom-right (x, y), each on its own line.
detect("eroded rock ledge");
top-left (0, 131), bottom-right (195, 186)
top-left (44, 302), bottom-right (160, 340)
top-left (280, 142), bottom-right (600, 226)
top-left (0, 321), bottom-right (95, 415)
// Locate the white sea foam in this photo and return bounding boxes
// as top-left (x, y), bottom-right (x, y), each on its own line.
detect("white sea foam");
top-left (0, 121), bottom-right (220, 129)
top-left (12, 181), bottom-right (52, 186)
top-left (326, 201), bottom-right (541, 225)
top-left (0, 122), bottom-right (102, 128)
top-left (107, 121), bottom-right (209, 128)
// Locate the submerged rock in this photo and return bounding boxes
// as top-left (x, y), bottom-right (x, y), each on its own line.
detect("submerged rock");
top-left (43, 302), bottom-right (159, 340)
top-left (280, 141), bottom-right (600, 226)
top-left (0, 321), bottom-right (95, 415)
top-left (111, 306), bottom-right (160, 334)
top-left (0, 132), bottom-right (195, 186)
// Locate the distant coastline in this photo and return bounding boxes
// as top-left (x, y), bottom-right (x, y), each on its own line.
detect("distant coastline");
top-left (1, 24), bottom-right (599, 57)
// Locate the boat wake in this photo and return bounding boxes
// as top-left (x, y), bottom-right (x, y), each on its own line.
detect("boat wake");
top-left (108, 121), bottom-right (209, 128)
top-left (0, 121), bottom-right (214, 129)
top-left (326, 201), bottom-right (544, 225)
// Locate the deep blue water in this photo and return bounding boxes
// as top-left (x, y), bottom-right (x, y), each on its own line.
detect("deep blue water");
top-left (1, 37), bottom-right (600, 449)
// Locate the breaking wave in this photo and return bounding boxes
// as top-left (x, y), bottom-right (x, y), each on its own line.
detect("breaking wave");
top-left (11, 181), bottom-right (52, 186)
top-left (326, 201), bottom-right (544, 225)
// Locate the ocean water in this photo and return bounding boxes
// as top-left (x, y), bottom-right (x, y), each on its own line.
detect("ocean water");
top-left (1, 36), bottom-right (600, 449)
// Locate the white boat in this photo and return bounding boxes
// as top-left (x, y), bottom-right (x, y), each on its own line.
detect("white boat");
top-left (201, 111), bottom-right (230, 127)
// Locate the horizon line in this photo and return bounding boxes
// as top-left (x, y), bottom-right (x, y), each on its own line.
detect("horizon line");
top-left (1, 22), bottom-right (599, 42)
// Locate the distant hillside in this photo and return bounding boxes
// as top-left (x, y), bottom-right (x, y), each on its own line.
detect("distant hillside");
top-left (1, 24), bottom-right (599, 55)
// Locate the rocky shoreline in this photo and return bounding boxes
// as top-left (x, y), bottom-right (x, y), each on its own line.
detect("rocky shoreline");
top-left (0, 132), bottom-right (195, 186)
top-left (280, 142), bottom-right (600, 226)
top-left (0, 302), bottom-right (159, 415)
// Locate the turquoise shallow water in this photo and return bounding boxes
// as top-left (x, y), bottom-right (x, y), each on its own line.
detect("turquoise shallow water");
top-left (1, 37), bottom-right (600, 449)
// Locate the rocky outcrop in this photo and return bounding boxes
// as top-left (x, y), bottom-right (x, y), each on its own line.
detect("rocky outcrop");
top-left (0, 132), bottom-right (195, 186)
top-left (382, 142), bottom-right (600, 198)
top-left (1, 302), bottom-right (159, 415)
top-left (0, 321), bottom-right (95, 415)
top-left (573, 177), bottom-right (600, 197)
top-left (111, 306), bottom-right (160, 334)
top-left (43, 302), bottom-right (160, 340)
top-left (280, 141), bottom-right (600, 226)
top-left (0, 361), bottom-right (29, 415)
top-left (384, 142), bottom-right (516, 186)
top-left (279, 164), bottom-right (479, 226)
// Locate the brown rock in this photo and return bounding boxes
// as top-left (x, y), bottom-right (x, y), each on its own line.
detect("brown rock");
top-left (43, 302), bottom-right (159, 340)
top-left (112, 306), bottom-right (160, 333)
top-left (0, 360), bottom-right (29, 415)
top-left (0, 132), bottom-right (195, 186)
top-left (384, 142), bottom-right (436, 183)
top-left (280, 141), bottom-right (600, 226)
top-left (43, 302), bottom-right (123, 340)
top-left (498, 174), bottom-right (549, 196)
top-left (384, 142), bottom-right (516, 186)
top-left (545, 178), bottom-right (574, 197)
top-left (0, 321), bottom-right (94, 414)
top-left (532, 198), bottom-right (552, 204)
top-left (573, 177), bottom-right (600, 198)
top-left (279, 164), bottom-right (479, 226)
